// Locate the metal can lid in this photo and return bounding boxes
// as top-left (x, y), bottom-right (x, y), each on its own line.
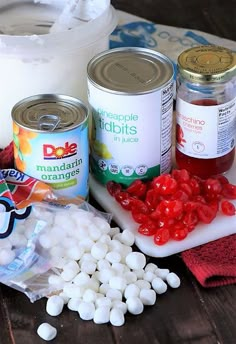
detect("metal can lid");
top-left (87, 47), bottom-right (174, 94)
top-left (12, 94), bottom-right (88, 132)
top-left (178, 45), bottom-right (236, 83)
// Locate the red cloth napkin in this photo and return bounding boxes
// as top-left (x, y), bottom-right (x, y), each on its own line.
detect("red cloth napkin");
top-left (0, 141), bottom-right (14, 169)
top-left (0, 142), bottom-right (235, 287)
top-left (181, 234), bottom-right (236, 287)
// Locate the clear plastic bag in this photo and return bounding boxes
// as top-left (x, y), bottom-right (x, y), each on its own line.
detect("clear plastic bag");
top-left (0, 170), bottom-right (112, 302)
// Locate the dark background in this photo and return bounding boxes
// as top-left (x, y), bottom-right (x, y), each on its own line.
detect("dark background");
top-left (111, 0), bottom-right (236, 41)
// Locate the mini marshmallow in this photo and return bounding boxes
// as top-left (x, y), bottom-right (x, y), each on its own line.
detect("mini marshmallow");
top-left (39, 233), bottom-right (55, 249)
top-left (78, 301), bottom-right (95, 321)
top-left (95, 296), bottom-right (112, 309)
top-left (125, 252), bottom-right (146, 270)
top-left (134, 269), bottom-right (145, 279)
top-left (71, 209), bottom-right (94, 225)
top-left (73, 272), bottom-right (90, 286)
top-left (105, 251), bottom-right (121, 264)
top-left (87, 276), bottom-right (100, 292)
top-left (110, 308), bottom-right (125, 326)
top-left (155, 268), bottom-right (170, 280)
top-left (80, 261), bottom-right (97, 275)
top-left (152, 277), bottom-right (168, 294)
top-left (67, 298), bottom-right (82, 311)
top-left (112, 300), bottom-right (128, 314)
top-left (99, 283), bottom-right (110, 295)
top-left (79, 253), bottom-right (97, 264)
top-left (166, 272), bottom-right (181, 288)
top-left (93, 217), bottom-right (111, 234)
top-left (135, 280), bottom-right (151, 290)
top-left (98, 234), bottom-right (111, 245)
top-left (46, 295), bottom-right (64, 316)
top-left (124, 284), bottom-right (140, 299)
top-left (49, 245), bottom-right (65, 258)
top-left (109, 276), bottom-right (127, 292)
top-left (0, 248), bottom-right (15, 265)
top-left (62, 237), bottom-right (77, 249)
top-left (119, 245), bottom-right (132, 263)
top-left (144, 263), bottom-right (158, 273)
top-left (111, 262), bottom-right (126, 275)
top-left (88, 224), bottom-right (102, 241)
top-left (124, 271), bottom-right (137, 284)
top-left (63, 260), bottom-right (80, 273)
top-left (83, 289), bottom-right (97, 303)
top-left (108, 239), bottom-right (123, 252)
top-left (73, 226), bottom-right (88, 240)
top-left (93, 306), bottom-right (110, 324)
top-left (60, 261), bottom-right (79, 282)
top-left (109, 227), bottom-right (120, 238)
top-left (112, 233), bottom-right (123, 242)
top-left (59, 292), bottom-right (70, 304)
top-left (143, 271), bottom-right (156, 283)
top-left (37, 323), bottom-right (57, 341)
top-left (96, 268), bottom-right (115, 284)
top-left (139, 289), bottom-right (156, 306)
top-left (63, 218), bottom-right (77, 234)
top-left (106, 288), bottom-right (123, 301)
top-left (54, 212), bottom-right (70, 226)
top-left (120, 229), bottom-right (135, 247)
top-left (63, 284), bottom-right (84, 299)
top-left (50, 226), bottom-right (67, 241)
top-left (51, 257), bottom-right (68, 269)
top-left (79, 237), bottom-right (94, 252)
top-left (91, 242), bottom-right (108, 260)
top-left (48, 275), bottom-right (65, 288)
top-left (126, 297), bottom-right (144, 315)
top-left (61, 269), bottom-right (79, 282)
top-left (54, 212), bottom-right (75, 229)
top-left (97, 259), bottom-right (111, 271)
top-left (95, 293), bottom-right (104, 299)
top-left (66, 246), bottom-right (84, 261)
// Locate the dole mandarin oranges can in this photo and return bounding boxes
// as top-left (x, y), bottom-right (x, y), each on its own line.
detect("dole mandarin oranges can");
top-left (11, 94), bottom-right (89, 199)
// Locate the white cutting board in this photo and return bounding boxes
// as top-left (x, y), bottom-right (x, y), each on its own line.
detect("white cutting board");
top-left (89, 160), bottom-right (236, 257)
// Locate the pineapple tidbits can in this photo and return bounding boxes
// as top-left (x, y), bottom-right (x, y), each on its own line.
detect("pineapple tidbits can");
top-left (87, 47), bottom-right (174, 186)
top-left (12, 94), bottom-right (89, 199)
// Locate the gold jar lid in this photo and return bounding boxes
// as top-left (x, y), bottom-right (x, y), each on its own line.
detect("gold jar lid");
top-left (178, 45), bottom-right (236, 83)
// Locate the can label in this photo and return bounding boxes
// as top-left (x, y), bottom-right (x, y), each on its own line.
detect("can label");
top-left (89, 82), bottom-right (174, 186)
top-left (13, 123), bottom-right (89, 199)
top-left (176, 97), bottom-right (236, 159)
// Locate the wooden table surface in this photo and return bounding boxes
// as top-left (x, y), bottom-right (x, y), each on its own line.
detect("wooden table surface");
top-left (1, 1), bottom-right (236, 344)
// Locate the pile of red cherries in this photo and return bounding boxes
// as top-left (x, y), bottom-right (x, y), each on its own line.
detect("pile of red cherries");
top-left (107, 169), bottom-right (236, 246)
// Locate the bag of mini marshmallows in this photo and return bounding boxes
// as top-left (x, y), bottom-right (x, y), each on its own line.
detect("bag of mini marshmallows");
top-left (0, 171), bottom-right (112, 302)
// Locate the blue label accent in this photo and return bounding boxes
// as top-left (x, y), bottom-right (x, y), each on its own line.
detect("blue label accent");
top-left (110, 21), bottom-right (158, 49)
top-left (184, 31), bottom-right (211, 45)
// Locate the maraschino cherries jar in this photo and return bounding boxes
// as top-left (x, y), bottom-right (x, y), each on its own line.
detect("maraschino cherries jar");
top-left (175, 45), bottom-right (236, 178)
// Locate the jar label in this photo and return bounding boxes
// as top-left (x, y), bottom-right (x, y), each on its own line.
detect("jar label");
top-left (176, 97), bottom-right (236, 159)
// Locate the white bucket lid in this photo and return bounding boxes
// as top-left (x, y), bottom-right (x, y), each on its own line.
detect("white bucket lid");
top-left (0, 0), bottom-right (117, 57)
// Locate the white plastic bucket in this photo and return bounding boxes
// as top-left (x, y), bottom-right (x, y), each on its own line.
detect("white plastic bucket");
top-left (0, 0), bottom-right (117, 148)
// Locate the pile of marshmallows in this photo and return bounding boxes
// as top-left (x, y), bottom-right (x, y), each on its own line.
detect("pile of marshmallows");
top-left (0, 204), bottom-right (181, 341)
